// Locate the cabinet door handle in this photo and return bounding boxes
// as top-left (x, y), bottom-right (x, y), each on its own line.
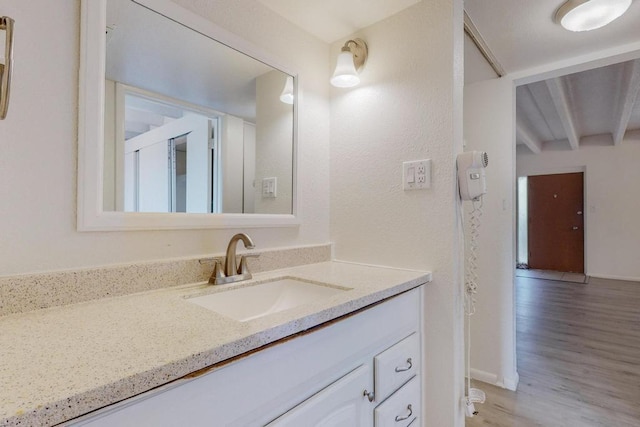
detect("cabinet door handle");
top-left (363, 389), bottom-right (375, 402)
top-left (395, 358), bottom-right (413, 372)
top-left (395, 404), bottom-right (413, 422)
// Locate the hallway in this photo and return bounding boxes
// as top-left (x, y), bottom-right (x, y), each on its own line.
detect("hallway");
top-left (466, 276), bottom-right (640, 426)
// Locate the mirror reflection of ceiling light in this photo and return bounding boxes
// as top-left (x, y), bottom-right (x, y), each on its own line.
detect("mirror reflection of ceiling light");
top-left (330, 38), bottom-right (368, 88)
top-left (555, 0), bottom-right (632, 32)
top-left (279, 75), bottom-right (294, 104)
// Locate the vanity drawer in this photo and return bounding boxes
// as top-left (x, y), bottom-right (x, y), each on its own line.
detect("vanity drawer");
top-left (374, 376), bottom-right (420, 427)
top-left (374, 332), bottom-right (419, 401)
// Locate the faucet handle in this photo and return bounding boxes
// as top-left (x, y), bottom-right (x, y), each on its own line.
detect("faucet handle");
top-left (237, 253), bottom-right (260, 275)
top-left (208, 260), bottom-right (226, 284)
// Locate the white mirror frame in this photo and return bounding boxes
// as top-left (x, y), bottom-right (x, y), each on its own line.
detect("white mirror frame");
top-left (78, 0), bottom-right (299, 231)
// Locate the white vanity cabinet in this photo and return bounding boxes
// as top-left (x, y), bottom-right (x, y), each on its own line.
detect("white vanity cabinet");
top-left (67, 287), bottom-right (423, 426)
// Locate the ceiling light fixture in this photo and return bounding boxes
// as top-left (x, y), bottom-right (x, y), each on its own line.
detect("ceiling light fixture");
top-left (330, 38), bottom-right (368, 88)
top-left (279, 75), bottom-right (294, 104)
top-left (555, 0), bottom-right (632, 32)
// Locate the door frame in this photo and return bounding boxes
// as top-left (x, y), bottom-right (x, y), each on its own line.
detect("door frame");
top-left (517, 165), bottom-right (588, 275)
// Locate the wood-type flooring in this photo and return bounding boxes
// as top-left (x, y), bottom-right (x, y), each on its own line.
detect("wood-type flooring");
top-left (466, 276), bottom-right (640, 426)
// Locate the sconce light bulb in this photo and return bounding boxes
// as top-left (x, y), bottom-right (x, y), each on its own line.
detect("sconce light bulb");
top-left (279, 75), bottom-right (294, 104)
top-left (330, 50), bottom-right (360, 88)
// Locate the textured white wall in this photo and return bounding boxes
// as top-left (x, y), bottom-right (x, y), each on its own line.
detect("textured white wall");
top-left (329, 1), bottom-right (465, 425)
top-left (464, 78), bottom-right (518, 390)
top-left (517, 137), bottom-right (640, 281)
top-left (0, 0), bottom-right (330, 275)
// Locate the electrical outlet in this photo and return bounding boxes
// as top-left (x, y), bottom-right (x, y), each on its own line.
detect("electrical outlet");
top-left (403, 159), bottom-right (431, 190)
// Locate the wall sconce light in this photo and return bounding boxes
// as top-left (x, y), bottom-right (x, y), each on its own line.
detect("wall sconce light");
top-left (555, 0), bottom-right (632, 32)
top-left (0, 16), bottom-right (15, 119)
top-left (330, 38), bottom-right (368, 88)
top-left (279, 75), bottom-right (294, 104)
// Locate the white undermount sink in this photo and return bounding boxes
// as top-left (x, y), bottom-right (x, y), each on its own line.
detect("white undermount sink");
top-left (187, 278), bottom-right (349, 322)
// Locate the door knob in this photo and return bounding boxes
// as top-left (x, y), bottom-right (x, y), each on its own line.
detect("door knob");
top-left (577, 211), bottom-right (583, 215)
top-left (572, 226), bottom-right (579, 230)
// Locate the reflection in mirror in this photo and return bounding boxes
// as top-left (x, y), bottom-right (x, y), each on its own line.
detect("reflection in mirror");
top-left (102, 0), bottom-right (294, 215)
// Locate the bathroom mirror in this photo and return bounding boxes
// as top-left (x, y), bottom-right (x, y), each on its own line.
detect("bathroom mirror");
top-left (78, 0), bottom-right (299, 230)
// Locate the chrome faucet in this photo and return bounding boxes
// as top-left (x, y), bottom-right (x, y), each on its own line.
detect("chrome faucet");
top-left (209, 233), bottom-right (259, 285)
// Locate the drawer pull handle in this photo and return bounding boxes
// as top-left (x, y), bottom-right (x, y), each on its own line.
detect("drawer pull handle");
top-left (395, 404), bottom-right (413, 422)
top-left (363, 389), bottom-right (375, 402)
top-left (395, 358), bottom-right (413, 372)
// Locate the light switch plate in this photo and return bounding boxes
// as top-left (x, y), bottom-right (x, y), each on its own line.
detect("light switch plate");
top-left (403, 159), bottom-right (431, 190)
top-left (262, 177), bottom-right (277, 198)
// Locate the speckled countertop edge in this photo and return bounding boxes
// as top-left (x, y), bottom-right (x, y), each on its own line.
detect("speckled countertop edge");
top-left (0, 261), bottom-right (431, 426)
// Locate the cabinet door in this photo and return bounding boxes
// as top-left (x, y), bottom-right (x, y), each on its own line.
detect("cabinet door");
top-left (267, 364), bottom-right (373, 426)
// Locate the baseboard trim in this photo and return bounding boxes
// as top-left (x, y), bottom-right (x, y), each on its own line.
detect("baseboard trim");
top-left (503, 372), bottom-right (519, 391)
top-left (469, 369), bottom-right (497, 386)
top-left (470, 369), bottom-right (519, 391)
top-left (589, 273), bottom-right (640, 283)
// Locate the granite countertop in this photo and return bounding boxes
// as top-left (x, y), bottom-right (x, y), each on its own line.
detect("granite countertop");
top-left (0, 261), bottom-right (431, 426)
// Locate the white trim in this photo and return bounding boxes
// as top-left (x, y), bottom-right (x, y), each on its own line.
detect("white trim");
top-left (516, 165), bottom-right (586, 178)
top-left (78, 0), bottom-right (300, 231)
top-left (469, 369), bottom-right (519, 391)
top-left (78, 0), bottom-right (107, 230)
top-left (589, 274), bottom-right (640, 283)
top-left (502, 372), bottom-right (519, 391)
top-left (79, 212), bottom-right (300, 232)
top-left (469, 369), bottom-right (497, 386)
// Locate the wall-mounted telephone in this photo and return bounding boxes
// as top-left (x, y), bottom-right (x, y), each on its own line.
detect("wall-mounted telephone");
top-left (457, 151), bottom-right (488, 201)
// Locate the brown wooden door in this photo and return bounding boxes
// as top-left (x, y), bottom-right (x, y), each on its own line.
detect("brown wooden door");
top-left (528, 172), bottom-right (584, 273)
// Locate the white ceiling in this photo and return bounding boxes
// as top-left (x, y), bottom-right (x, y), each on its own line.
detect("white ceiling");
top-left (464, 0), bottom-right (640, 74)
top-left (257, 0), bottom-right (420, 43)
top-left (464, 0), bottom-right (640, 154)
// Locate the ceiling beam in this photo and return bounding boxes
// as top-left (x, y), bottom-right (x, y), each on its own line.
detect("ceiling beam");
top-left (545, 77), bottom-right (580, 150)
top-left (613, 59), bottom-right (640, 146)
top-left (525, 84), bottom-right (557, 141)
top-left (516, 118), bottom-right (543, 154)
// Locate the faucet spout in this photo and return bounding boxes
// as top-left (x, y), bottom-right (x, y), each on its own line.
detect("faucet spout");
top-left (224, 233), bottom-right (255, 276)
top-left (209, 233), bottom-right (258, 285)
